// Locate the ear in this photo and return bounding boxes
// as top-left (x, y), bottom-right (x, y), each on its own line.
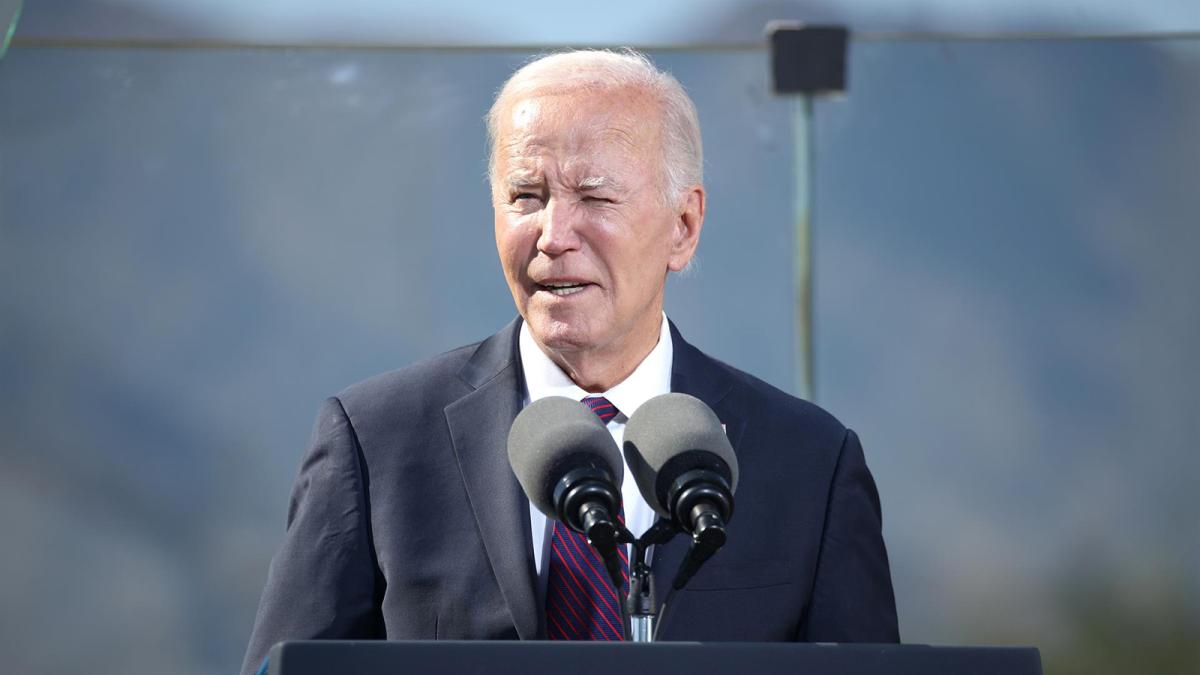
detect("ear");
top-left (667, 185), bottom-right (705, 272)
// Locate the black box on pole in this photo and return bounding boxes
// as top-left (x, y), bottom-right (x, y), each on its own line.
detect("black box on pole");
top-left (769, 24), bottom-right (850, 95)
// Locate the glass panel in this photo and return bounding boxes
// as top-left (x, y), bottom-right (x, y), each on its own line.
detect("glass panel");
top-left (0, 46), bottom-right (800, 673)
top-left (813, 36), bottom-right (1200, 673)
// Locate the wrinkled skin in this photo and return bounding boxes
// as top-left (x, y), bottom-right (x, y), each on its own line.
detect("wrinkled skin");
top-left (492, 86), bottom-right (705, 391)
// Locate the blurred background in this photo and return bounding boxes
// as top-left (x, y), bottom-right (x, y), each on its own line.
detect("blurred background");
top-left (1, 1), bottom-right (1197, 674)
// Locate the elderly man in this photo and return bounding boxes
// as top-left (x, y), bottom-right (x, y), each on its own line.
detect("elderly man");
top-left (242, 49), bottom-right (897, 675)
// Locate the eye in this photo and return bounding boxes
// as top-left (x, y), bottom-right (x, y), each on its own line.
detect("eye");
top-left (583, 195), bottom-right (615, 204)
top-left (508, 192), bottom-right (545, 213)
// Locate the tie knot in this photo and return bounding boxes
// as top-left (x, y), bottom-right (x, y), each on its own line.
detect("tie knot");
top-left (581, 396), bottom-right (619, 424)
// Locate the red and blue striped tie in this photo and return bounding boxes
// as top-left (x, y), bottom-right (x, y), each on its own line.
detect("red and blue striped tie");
top-left (545, 396), bottom-right (630, 640)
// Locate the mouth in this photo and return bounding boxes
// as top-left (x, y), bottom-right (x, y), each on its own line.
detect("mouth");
top-left (535, 280), bottom-right (592, 297)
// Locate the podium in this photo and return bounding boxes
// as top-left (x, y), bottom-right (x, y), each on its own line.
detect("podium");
top-left (267, 641), bottom-right (1042, 675)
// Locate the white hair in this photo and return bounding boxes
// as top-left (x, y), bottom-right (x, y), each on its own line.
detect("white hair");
top-left (486, 48), bottom-right (704, 204)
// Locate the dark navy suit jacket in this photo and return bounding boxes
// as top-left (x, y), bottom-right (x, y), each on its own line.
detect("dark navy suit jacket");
top-left (241, 319), bottom-right (898, 675)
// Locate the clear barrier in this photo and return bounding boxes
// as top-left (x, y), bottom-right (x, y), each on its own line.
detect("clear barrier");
top-left (2, 33), bottom-right (1197, 675)
top-left (0, 46), bottom-right (799, 674)
top-left (813, 36), bottom-right (1200, 675)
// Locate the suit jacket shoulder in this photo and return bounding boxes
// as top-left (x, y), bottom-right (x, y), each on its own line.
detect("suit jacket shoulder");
top-left (333, 319), bottom-right (523, 459)
top-left (707, 351), bottom-right (847, 445)
top-left (668, 322), bottom-right (848, 467)
top-left (661, 322), bottom-right (898, 642)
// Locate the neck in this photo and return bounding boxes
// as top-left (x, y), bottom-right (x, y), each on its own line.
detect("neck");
top-left (537, 314), bottom-right (664, 393)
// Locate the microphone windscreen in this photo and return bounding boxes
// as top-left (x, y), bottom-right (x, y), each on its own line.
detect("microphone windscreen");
top-left (623, 393), bottom-right (738, 518)
top-left (507, 396), bottom-right (623, 518)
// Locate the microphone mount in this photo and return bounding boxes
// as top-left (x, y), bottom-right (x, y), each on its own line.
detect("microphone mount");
top-left (666, 468), bottom-right (735, 591)
top-left (668, 468), bottom-right (734, 539)
top-left (620, 519), bottom-right (677, 642)
top-left (553, 465), bottom-right (624, 589)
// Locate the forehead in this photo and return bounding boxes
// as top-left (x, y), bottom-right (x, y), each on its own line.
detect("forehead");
top-left (495, 87), bottom-right (663, 174)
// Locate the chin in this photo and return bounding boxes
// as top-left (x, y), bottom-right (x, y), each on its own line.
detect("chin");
top-left (524, 312), bottom-right (597, 354)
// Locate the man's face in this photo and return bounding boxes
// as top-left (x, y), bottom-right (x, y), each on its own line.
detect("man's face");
top-left (492, 87), bottom-right (700, 365)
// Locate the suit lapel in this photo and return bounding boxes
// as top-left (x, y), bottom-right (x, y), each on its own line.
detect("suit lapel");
top-left (652, 321), bottom-right (747, 636)
top-left (444, 319), bottom-right (540, 639)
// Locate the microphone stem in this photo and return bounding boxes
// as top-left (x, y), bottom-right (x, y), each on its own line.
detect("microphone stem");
top-left (625, 560), bottom-right (656, 642)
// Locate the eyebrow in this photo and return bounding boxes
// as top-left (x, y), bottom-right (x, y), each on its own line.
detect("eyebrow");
top-left (578, 176), bottom-right (623, 191)
top-left (505, 176), bottom-right (543, 190)
top-left (503, 174), bottom-right (623, 192)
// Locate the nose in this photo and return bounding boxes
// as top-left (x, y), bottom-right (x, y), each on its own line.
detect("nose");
top-left (536, 197), bottom-right (582, 256)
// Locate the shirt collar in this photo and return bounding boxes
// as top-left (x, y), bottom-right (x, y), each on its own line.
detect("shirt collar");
top-left (518, 314), bottom-right (673, 419)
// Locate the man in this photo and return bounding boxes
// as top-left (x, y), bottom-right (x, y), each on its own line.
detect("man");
top-left (242, 49), bottom-right (897, 675)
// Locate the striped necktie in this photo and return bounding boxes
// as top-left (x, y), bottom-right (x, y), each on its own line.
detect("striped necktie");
top-left (544, 396), bottom-right (630, 640)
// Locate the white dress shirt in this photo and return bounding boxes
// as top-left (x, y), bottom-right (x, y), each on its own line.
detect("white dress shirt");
top-left (518, 314), bottom-right (673, 594)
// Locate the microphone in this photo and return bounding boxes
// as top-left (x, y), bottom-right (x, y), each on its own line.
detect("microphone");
top-left (507, 396), bottom-right (626, 589)
top-left (623, 393), bottom-right (738, 590)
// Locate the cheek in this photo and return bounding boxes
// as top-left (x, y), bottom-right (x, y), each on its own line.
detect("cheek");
top-left (495, 217), bottom-right (535, 276)
top-left (617, 225), bottom-right (673, 275)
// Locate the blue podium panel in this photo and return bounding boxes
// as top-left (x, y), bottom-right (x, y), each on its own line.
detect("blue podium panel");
top-left (269, 641), bottom-right (1042, 675)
